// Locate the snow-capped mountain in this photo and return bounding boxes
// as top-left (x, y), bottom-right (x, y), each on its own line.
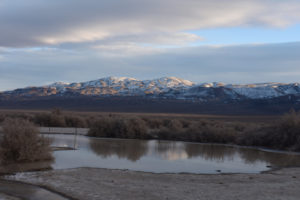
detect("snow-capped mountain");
top-left (1, 77), bottom-right (300, 101)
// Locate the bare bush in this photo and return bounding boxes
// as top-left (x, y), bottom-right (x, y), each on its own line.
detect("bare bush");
top-left (65, 115), bottom-right (87, 128)
top-left (0, 118), bottom-right (53, 163)
top-left (2, 109), bottom-right (300, 152)
top-left (166, 119), bottom-right (183, 130)
top-left (273, 111), bottom-right (300, 150)
top-left (142, 118), bottom-right (163, 129)
top-left (125, 118), bottom-right (148, 139)
top-left (237, 111), bottom-right (300, 151)
top-left (88, 117), bottom-right (149, 139)
top-left (88, 118), bottom-right (116, 138)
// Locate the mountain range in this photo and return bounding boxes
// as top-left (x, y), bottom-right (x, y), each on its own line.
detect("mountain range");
top-left (2, 76), bottom-right (300, 101)
top-left (1, 77), bottom-right (300, 114)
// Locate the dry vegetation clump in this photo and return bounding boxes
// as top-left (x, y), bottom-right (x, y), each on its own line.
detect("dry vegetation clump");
top-left (125, 118), bottom-right (148, 139)
top-left (64, 115), bottom-right (87, 128)
top-left (0, 113), bottom-right (5, 122)
top-left (33, 109), bottom-right (88, 128)
top-left (88, 118), bottom-right (117, 138)
top-left (34, 112), bottom-right (66, 127)
top-left (141, 117), bottom-right (163, 129)
top-left (271, 111), bottom-right (300, 151)
top-left (87, 111), bottom-right (300, 151)
top-left (237, 111), bottom-right (300, 151)
top-left (88, 117), bottom-right (149, 139)
top-left (2, 109), bottom-right (300, 151)
top-left (152, 120), bottom-right (239, 143)
top-left (236, 125), bottom-right (271, 147)
top-left (185, 122), bottom-right (238, 143)
top-left (0, 118), bottom-right (53, 164)
top-left (0, 112), bottom-right (34, 123)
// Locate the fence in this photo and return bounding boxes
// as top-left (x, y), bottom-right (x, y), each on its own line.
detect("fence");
top-left (0, 126), bottom-right (89, 135)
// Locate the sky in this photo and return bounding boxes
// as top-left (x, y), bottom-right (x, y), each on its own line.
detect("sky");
top-left (0, 0), bottom-right (300, 91)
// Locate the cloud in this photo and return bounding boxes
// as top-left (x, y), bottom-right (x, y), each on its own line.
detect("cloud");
top-left (1, 42), bottom-right (300, 91)
top-left (93, 43), bottom-right (164, 57)
top-left (91, 32), bottom-right (202, 56)
top-left (1, 1), bottom-right (299, 91)
top-left (0, 0), bottom-right (300, 47)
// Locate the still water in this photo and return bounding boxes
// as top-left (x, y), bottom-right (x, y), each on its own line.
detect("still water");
top-left (46, 134), bottom-right (300, 174)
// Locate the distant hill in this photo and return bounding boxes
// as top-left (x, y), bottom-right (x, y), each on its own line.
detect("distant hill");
top-left (1, 76), bottom-right (300, 114)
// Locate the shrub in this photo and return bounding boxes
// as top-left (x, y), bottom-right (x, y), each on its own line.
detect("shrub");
top-left (0, 113), bottom-right (5, 123)
top-left (125, 118), bottom-right (148, 139)
top-left (88, 118), bottom-right (116, 138)
top-left (267, 111), bottom-right (300, 151)
top-left (142, 118), bottom-right (163, 129)
top-left (88, 117), bottom-right (149, 139)
top-left (65, 115), bottom-right (87, 128)
top-left (0, 118), bottom-right (53, 163)
top-left (3, 110), bottom-right (300, 152)
top-left (154, 127), bottom-right (178, 140)
top-left (237, 111), bottom-right (300, 151)
top-left (166, 119), bottom-right (183, 130)
top-left (185, 122), bottom-right (237, 144)
top-left (237, 126), bottom-right (271, 147)
top-left (34, 113), bottom-right (66, 127)
top-left (34, 113), bottom-right (51, 126)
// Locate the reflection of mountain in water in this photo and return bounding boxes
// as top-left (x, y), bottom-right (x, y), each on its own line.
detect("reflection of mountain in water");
top-left (185, 143), bottom-right (300, 167)
top-left (152, 141), bottom-right (237, 161)
top-left (88, 137), bottom-right (300, 167)
top-left (239, 149), bottom-right (300, 167)
top-left (184, 143), bottom-right (236, 162)
top-left (89, 139), bottom-right (148, 162)
top-left (153, 141), bottom-right (189, 161)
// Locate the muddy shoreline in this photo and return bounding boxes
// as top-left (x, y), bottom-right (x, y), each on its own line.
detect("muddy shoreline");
top-left (3, 167), bottom-right (300, 200)
top-left (0, 179), bottom-right (76, 200)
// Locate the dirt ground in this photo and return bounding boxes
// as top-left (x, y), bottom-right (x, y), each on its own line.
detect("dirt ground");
top-left (0, 193), bottom-right (20, 200)
top-left (5, 167), bottom-right (300, 200)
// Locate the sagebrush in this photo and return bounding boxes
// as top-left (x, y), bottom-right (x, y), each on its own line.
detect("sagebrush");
top-left (0, 118), bottom-right (53, 163)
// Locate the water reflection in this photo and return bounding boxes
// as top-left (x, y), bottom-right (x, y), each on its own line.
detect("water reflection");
top-left (149, 141), bottom-right (300, 167)
top-left (184, 143), bottom-right (236, 161)
top-left (239, 149), bottom-right (300, 167)
top-left (153, 141), bottom-right (188, 161)
top-left (89, 139), bottom-right (148, 162)
top-left (49, 134), bottom-right (79, 149)
top-left (47, 135), bottom-right (300, 173)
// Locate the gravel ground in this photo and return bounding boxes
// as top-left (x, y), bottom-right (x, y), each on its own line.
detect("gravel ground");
top-left (6, 167), bottom-right (300, 200)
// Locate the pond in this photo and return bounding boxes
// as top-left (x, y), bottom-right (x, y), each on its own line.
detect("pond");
top-left (42, 134), bottom-right (300, 174)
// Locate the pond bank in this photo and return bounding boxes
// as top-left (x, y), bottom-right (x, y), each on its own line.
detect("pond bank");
top-left (0, 179), bottom-right (73, 200)
top-left (6, 167), bottom-right (300, 200)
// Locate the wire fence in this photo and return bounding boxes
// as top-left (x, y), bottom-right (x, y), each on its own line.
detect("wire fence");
top-left (0, 126), bottom-right (89, 135)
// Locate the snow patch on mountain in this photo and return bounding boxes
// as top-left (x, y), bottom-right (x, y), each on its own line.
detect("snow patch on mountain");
top-left (2, 77), bottom-right (300, 100)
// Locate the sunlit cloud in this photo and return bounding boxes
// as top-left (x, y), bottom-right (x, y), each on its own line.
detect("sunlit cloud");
top-left (0, 0), bottom-right (300, 47)
top-left (93, 43), bottom-right (164, 57)
top-left (39, 30), bottom-right (110, 45)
